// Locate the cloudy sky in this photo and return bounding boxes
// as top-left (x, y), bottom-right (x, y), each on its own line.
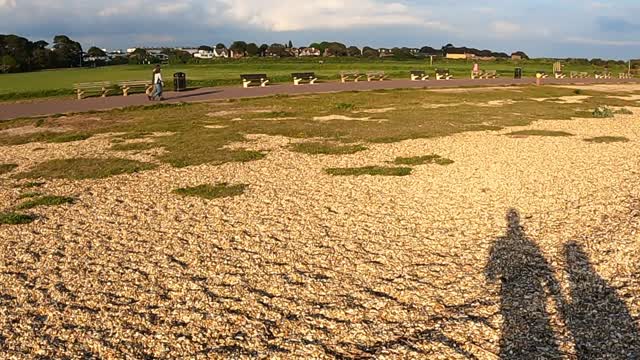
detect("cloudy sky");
top-left (1, 0), bottom-right (639, 58)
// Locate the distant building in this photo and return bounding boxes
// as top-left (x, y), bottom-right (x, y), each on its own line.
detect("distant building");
top-left (297, 47), bottom-right (321, 57)
top-left (378, 48), bottom-right (394, 58)
top-left (213, 48), bottom-right (229, 58)
top-left (446, 50), bottom-right (474, 60)
top-left (194, 49), bottom-right (215, 59)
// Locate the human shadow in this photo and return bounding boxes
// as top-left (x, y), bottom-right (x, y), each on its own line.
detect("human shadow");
top-left (485, 209), bottom-right (564, 359)
top-left (563, 241), bottom-right (640, 359)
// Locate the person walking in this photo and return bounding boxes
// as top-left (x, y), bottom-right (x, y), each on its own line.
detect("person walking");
top-left (150, 65), bottom-right (164, 101)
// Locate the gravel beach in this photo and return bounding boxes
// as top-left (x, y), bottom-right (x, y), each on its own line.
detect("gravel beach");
top-left (1, 92), bottom-right (639, 359)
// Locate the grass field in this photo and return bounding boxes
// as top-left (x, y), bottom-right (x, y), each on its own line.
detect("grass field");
top-left (0, 57), bottom-right (631, 101)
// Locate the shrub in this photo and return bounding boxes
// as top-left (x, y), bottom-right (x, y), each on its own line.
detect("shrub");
top-left (592, 106), bottom-right (614, 118)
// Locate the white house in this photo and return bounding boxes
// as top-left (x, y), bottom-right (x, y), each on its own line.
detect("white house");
top-left (298, 47), bottom-right (321, 57)
top-left (194, 49), bottom-right (215, 59)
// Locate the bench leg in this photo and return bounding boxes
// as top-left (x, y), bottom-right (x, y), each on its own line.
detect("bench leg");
top-left (261, 80), bottom-right (269, 87)
top-left (77, 90), bottom-right (84, 100)
top-left (310, 78), bottom-right (317, 85)
top-left (411, 75), bottom-right (418, 81)
top-left (294, 78), bottom-right (301, 86)
top-left (243, 80), bottom-right (250, 88)
top-left (355, 76), bottom-right (363, 82)
top-left (122, 87), bottom-right (130, 96)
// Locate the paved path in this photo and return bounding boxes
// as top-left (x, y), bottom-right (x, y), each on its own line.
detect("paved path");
top-left (1, 77), bottom-right (639, 121)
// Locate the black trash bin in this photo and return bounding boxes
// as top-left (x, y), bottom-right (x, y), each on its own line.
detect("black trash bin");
top-left (173, 72), bottom-right (187, 92)
top-left (514, 67), bottom-right (523, 79)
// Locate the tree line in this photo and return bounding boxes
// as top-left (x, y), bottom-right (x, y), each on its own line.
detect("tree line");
top-left (0, 34), bottom-right (84, 73)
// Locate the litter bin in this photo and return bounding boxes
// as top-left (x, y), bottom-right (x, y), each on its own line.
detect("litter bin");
top-left (514, 67), bottom-right (523, 79)
top-left (173, 72), bottom-right (187, 92)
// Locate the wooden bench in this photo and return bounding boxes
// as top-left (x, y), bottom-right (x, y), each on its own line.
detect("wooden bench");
top-left (571, 71), bottom-right (589, 79)
top-left (471, 70), bottom-right (484, 79)
top-left (291, 72), bottom-right (317, 85)
top-left (619, 73), bottom-right (632, 79)
top-left (594, 71), bottom-right (612, 79)
top-left (410, 70), bottom-right (429, 81)
top-left (554, 71), bottom-right (567, 79)
top-left (535, 71), bottom-right (549, 79)
top-left (435, 69), bottom-right (453, 80)
top-left (73, 81), bottom-right (112, 100)
top-left (118, 80), bottom-right (153, 96)
top-left (366, 71), bottom-right (389, 82)
top-left (340, 71), bottom-right (363, 83)
top-left (241, 74), bottom-right (269, 88)
top-left (483, 70), bottom-right (499, 79)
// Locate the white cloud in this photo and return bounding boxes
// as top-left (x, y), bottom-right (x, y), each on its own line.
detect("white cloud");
top-left (565, 36), bottom-right (640, 46)
top-left (490, 21), bottom-right (521, 36)
top-left (0, 0), bottom-right (16, 9)
top-left (208, 0), bottom-right (450, 32)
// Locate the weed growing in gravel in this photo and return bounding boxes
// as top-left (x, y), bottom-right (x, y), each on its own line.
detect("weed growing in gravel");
top-left (118, 132), bottom-right (153, 140)
top-left (291, 142), bottom-right (367, 155)
top-left (507, 130), bottom-right (574, 137)
top-left (592, 107), bottom-right (615, 118)
top-left (335, 103), bottom-right (356, 111)
top-left (47, 133), bottom-right (92, 143)
top-left (14, 158), bottom-right (157, 180)
top-left (173, 183), bottom-right (248, 199)
top-left (326, 166), bottom-right (412, 177)
top-left (0, 212), bottom-right (36, 225)
top-left (574, 89), bottom-right (583, 95)
top-left (111, 142), bottom-right (160, 151)
top-left (615, 108), bottom-right (633, 115)
top-left (584, 136), bottom-right (630, 144)
top-left (17, 195), bottom-right (75, 210)
top-left (393, 155), bottom-right (454, 166)
top-left (22, 181), bottom-right (45, 188)
top-left (18, 192), bottom-right (43, 199)
top-left (0, 163), bottom-right (18, 175)
top-left (0, 132), bottom-right (91, 146)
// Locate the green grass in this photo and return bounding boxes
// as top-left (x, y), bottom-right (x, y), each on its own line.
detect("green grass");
top-left (615, 108), bottom-right (634, 115)
top-left (507, 130), bottom-right (574, 137)
top-left (22, 181), bottom-right (45, 188)
top-left (593, 106), bottom-right (615, 118)
top-left (14, 158), bottom-right (157, 180)
top-left (111, 142), bottom-right (160, 151)
top-left (584, 136), bottom-right (630, 143)
top-left (0, 58), bottom-right (631, 101)
top-left (0, 212), bottom-right (36, 225)
top-left (0, 131), bottom-right (91, 146)
top-left (291, 142), bottom-right (367, 155)
top-left (326, 166), bottom-right (412, 177)
top-left (17, 195), bottom-right (75, 210)
top-left (173, 183), bottom-right (247, 200)
top-left (393, 155), bottom-right (454, 166)
top-left (18, 192), bottom-right (42, 199)
top-left (1, 85), bottom-right (637, 171)
top-left (0, 163), bottom-right (18, 175)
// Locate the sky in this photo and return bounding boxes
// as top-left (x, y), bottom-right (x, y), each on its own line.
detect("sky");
top-left (1, 0), bottom-right (639, 59)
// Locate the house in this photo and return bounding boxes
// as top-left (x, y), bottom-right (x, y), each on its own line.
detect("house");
top-left (446, 50), bottom-right (474, 60)
top-left (213, 48), bottom-right (229, 58)
top-left (378, 48), bottom-right (394, 58)
top-left (298, 47), bottom-right (321, 57)
top-left (194, 49), bottom-right (215, 59)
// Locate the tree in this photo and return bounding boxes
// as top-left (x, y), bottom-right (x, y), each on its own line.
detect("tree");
top-left (323, 42), bottom-right (348, 56)
top-left (87, 47), bottom-right (107, 57)
top-left (215, 43), bottom-right (227, 49)
top-left (511, 51), bottom-right (529, 60)
top-left (229, 41), bottom-right (248, 56)
top-left (258, 44), bottom-right (269, 56)
top-left (267, 43), bottom-right (287, 57)
top-left (246, 43), bottom-right (259, 57)
top-left (198, 45), bottom-right (213, 52)
top-left (52, 35), bottom-right (83, 67)
top-left (362, 46), bottom-right (380, 58)
top-left (288, 40), bottom-right (293, 48)
top-left (347, 46), bottom-right (361, 57)
top-left (0, 55), bottom-right (17, 73)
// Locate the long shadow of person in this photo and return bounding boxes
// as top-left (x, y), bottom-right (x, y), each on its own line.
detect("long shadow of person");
top-left (563, 241), bottom-right (640, 359)
top-left (485, 209), bottom-right (564, 359)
